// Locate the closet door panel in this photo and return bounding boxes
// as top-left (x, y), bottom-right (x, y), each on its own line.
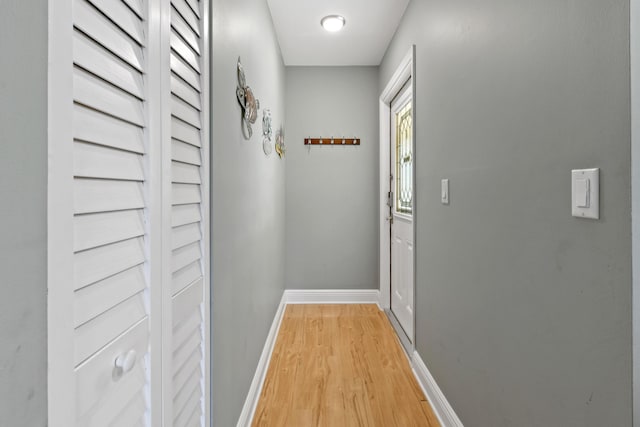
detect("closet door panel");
top-left (168, 1), bottom-right (206, 425)
top-left (71, 0), bottom-right (151, 425)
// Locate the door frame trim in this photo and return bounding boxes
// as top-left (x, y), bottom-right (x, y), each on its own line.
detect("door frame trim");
top-left (631, 0), bottom-right (639, 423)
top-left (47, 1), bottom-right (76, 424)
top-left (379, 45), bottom-right (416, 349)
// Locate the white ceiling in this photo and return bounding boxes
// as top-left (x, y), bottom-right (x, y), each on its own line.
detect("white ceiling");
top-left (266, 0), bottom-right (410, 66)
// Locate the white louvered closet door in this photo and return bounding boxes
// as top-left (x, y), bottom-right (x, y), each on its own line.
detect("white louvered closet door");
top-left (48, 0), bottom-right (210, 426)
top-left (166, 1), bottom-right (209, 426)
top-left (72, 0), bottom-right (151, 425)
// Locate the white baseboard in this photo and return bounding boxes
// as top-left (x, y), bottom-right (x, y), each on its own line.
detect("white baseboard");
top-left (411, 350), bottom-right (464, 427)
top-left (284, 289), bottom-right (380, 305)
top-left (236, 293), bottom-right (287, 427)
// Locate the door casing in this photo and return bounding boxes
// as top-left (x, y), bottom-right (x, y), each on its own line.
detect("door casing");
top-left (379, 45), bottom-right (416, 353)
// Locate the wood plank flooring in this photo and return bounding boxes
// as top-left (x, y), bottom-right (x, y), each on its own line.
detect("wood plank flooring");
top-left (252, 304), bottom-right (440, 427)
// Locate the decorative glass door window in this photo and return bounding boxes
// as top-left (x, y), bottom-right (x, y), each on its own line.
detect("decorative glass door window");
top-left (395, 102), bottom-right (413, 214)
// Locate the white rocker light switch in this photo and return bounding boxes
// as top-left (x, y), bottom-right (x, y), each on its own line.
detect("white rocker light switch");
top-left (572, 169), bottom-right (599, 219)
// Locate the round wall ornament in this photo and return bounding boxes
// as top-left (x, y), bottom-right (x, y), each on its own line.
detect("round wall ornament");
top-left (236, 57), bottom-right (260, 139)
top-left (275, 128), bottom-right (285, 159)
top-left (262, 109), bottom-right (273, 156)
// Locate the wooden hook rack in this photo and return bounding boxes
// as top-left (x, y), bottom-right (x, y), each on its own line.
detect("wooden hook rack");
top-left (304, 137), bottom-right (360, 146)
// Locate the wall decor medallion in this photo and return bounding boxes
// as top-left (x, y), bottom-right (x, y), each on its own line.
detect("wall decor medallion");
top-left (236, 57), bottom-right (260, 140)
top-left (275, 128), bottom-right (285, 159)
top-left (262, 109), bottom-right (273, 156)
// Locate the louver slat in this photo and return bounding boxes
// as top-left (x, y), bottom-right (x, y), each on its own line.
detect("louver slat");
top-left (171, 8), bottom-right (200, 55)
top-left (173, 280), bottom-right (203, 328)
top-left (172, 222), bottom-right (202, 250)
top-left (73, 0), bottom-right (143, 71)
top-left (74, 265), bottom-right (146, 327)
top-left (171, 0), bottom-right (200, 36)
top-left (172, 204), bottom-right (202, 227)
top-left (171, 242), bottom-right (202, 273)
top-left (74, 236), bottom-right (145, 290)
top-left (86, 0), bottom-right (145, 45)
top-left (171, 30), bottom-right (200, 74)
top-left (173, 311), bottom-right (202, 350)
top-left (172, 117), bottom-right (201, 147)
top-left (74, 179), bottom-right (145, 214)
top-left (172, 261), bottom-right (202, 296)
top-left (172, 139), bottom-right (202, 166)
top-left (171, 53), bottom-right (201, 93)
top-left (74, 68), bottom-right (144, 127)
top-left (74, 291), bottom-right (146, 364)
top-left (172, 184), bottom-right (202, 205)
top-left (184, 0), bottom-right (200, 19)
top-left (172, 95), bottom-right (202, 130)
top-left (74, 104), bottom-right (144, 154)
top-left (73, 209), bottom-right (145, 252)
top-left (172, 75), bottom-right (202, 111)
top-left (74, 30), bottom-right (144, 99)
top-left (173, 348), bottom-right (202, 393)
top-left (122, 0), bottom-right (144, 18)
top-left (74, 141), bottom-right (144, 181)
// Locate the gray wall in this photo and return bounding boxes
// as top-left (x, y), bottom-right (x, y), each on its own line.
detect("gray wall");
top-left (210, 0), bottom-right (286, 425)
top-left (381, 1), bottom-right (632, 425)
top-left (285, 67), bottom-right (379, 290)
top-left (0, 1), bottom-right (48, 426)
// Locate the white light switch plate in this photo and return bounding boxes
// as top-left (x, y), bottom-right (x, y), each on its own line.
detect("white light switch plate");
top-left (571, 168), bottom-right (599, 219)
top-left (441, 179), bottom-right (449, 205)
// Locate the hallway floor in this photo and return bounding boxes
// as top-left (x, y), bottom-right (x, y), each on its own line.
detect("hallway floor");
top-left (252, 304), bottom-right (440, 426)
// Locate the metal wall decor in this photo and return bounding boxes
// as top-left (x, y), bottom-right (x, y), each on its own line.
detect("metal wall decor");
top-left (262, 109), bottom-right (273, 156)
top-left (236, 57), bottom-right (260, 139)
top-left (275, 128), bottom-right (285, 158)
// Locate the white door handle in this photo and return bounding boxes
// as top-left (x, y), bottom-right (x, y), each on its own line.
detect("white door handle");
top-left (115, 350), bottom-right (137, 373)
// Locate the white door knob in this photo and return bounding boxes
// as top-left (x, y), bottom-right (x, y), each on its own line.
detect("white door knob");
top-left (115, 350), bottom-right (137, 373)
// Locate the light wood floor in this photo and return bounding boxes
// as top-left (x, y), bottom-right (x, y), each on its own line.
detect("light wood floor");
top-left (252, 304), bottom-right (440, 427)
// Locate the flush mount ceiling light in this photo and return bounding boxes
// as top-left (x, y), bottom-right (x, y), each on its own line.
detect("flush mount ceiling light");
top-left (321, 15), bottom-right (346, 32)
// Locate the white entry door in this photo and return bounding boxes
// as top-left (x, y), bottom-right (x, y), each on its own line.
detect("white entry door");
top-left (390, 83), bottom-right (414, 340)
